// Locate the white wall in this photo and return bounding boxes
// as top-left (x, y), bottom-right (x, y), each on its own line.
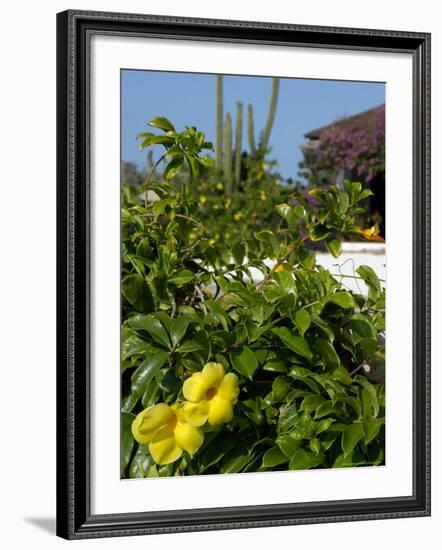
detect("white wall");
top-left (0, 1), bottom-right (440, 548)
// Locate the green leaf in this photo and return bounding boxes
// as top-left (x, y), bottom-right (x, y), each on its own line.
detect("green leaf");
top-left (341, 423), bottom-right (364, 456)
top-left (272, 327), bottom-right (313, 361)
top-left (309, 438), bottom-right (322, 454)
top-left (129, 445), bottom-right (153, 479)
top-left (332, 365), bottom-right (352, 385)
top-left (275, 203), bottom-right (297, 225)
top-left (176, 339), bottom-right (207, 354)
top-left (294, 309), bottom-right (311, 336)
top-left (289, 448), bottom-right (323, 470)
top-left (265, 376), bottom-right (291, 405)
top-left (333, 449), bottom-right (367, 468)
top-left (221, 452), bottom-right (253, 474)
top-left (356, 265), bottom-right (382, 300)
top-left (263, 360), bottom-right (288, 373)
top-left (315, 339), bottom-right (340, 369)
top-left (205, 300), bottom-right (230, 331)
top-left (149, 116), bottom-right (175, 132)
top-left (300, 250), bottom-right (316, 270)
top-left (121, 412), bottom-right (135, 476)
top-left (359, 378), bottom-right (380, 417)
top-left (163, 155), bottom-right (184, 179)
top-left (326, 238), bottom-right (342, 258)
top-left (300, 394), bottom-right (326, 412)
top-left (168, 269), bottom-right (195, 286)
top-left (310, 223), bottom-right (331, 241)
top-left (277, 435), bottom-right (301, 459)
top-left (122, 275), bottom-right (154, 313)
top-left (169, 317), bottom-right (189, 347)
top-left (231, 346), bottom-right (259, 379)
top-left (131, 351), bottom-right (170, 397)
top-left (363, 417), bottom-right (382, 444)
top-left (159, 370), bottom-right (181, 397)
top-left (200, 433), bottom-right (237, 471)
top-left (356, 265), bottom-right (381, 293)
top-left (350, 314), bottom-right (376, 338)
top-left (325, 291), bottom-right (355, 309)
top-left (141, 378), bottom-right (161, 408)
top-left (278, 404), bottom-right (299, 432)
top-left (262, 447), bottom-right (289, 468)
top-left (315, 417), bottom-right (336, 434)
top-left (121, 334), bottom-right (161, 361)
top-left (254, 230), bottom-right (279, 257)
top-left (128, 314), bottom-right (171, 348)
top-left (314, 400), bottom-right (340, 419)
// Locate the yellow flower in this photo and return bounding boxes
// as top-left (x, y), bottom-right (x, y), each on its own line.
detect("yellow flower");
top-left (274, 262), bottom-right (294, 272)
top-left (233, 212), bottom-right (242, 221)
top-left (199, 195), bottom-right (207, 205)
top-left (131, 403), bottom-right (203, 465)
top-left (216, 182), bottom-right (224, 191)
top-left (183, 362), bottom-right (239, 426)
top-left (361, 223), bottom-right (384, 242)
top-left (225, 198), bottom-right (232, 208)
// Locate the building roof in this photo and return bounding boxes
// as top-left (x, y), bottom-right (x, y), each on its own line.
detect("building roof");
top-left (304, 104), bottom-right (385, 140)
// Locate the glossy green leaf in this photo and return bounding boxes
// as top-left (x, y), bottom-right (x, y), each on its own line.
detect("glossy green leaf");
top-left (262, 447), bottom-right (288, 468)
top-left (294, 309), bottom-right (311, 336)
top-left (272, 327), bottom-right (312, 361)
top-left (122, 275), bottom-right (154, 313)
top-left (169, 317), bottom-right (190, 347)
top-left (350, 314), bottom-right (376, 338)
top-left (128, 314), bottom-right (171, 348)
top-left (341, 423), bottom-right (364, 456)
top-left (121, 412), bottom-right (135, 475)
top-left (131, 351), bottom-right (170, 397)
top-left (168, 269), bottom-right (195, 286)
top-left (129, 445), bottom-right (153, 478)
top-left (277, 435), bottom-right (301, 459)
top-left (325, 291), bottom-right (355, 309)
top-left (164, 155), bottom-right (184, 179)
top-left (149, 116), bottom-right (175, 132)
top-left (231, 346), bottom-right (259, 379)
top-left (289, 448), bottom-right (323, 470)
top-left (121, 334), bottom-right (161, 361)
top-left (315, 339), bottom-right (340, 369)
top-left (326, 238), bottom-right (342, 258)
top-left (300, 394), bottom-right (326, 412)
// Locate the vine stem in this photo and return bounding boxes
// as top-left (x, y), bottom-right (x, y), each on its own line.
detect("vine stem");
top-left (143, 154), bottom-right (165, 208)
top-left (350, 361), bottom-right (368, 377)
top-left (175, 214), bottom-right (210, 234)
top-left (255, 235), bottom-right (308, 292)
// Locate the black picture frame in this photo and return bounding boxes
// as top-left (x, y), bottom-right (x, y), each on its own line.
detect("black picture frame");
top-left (56, 9), bottom-right (431, 540)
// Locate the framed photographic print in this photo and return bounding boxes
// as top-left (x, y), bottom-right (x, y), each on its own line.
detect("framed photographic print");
top-left (56, 10), bottom-right (431, 539)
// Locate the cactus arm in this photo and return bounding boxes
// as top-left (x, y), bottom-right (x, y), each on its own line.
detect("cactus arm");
top-left (215, 75), bottom-right (224, 170)
top-left (223, 113), bottom-right (233, 192)
top-left (247, 103), bottom-right (256, 156)
top-left (234, 102), bottom-right (243, 187)
top-left (260, 77), bottom-right (280, 154)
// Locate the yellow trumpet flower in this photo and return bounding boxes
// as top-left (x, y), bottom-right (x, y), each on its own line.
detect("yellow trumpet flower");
top-left (361, 223), bottom-right (384, 242)
top-left (131, 403), bottom-right (203, 465)
top-left (183, 362), bottom-right (239, 426)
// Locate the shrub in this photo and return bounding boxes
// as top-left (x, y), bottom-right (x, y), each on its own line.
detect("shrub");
top-left (121, 118), bottom-right (385, 478)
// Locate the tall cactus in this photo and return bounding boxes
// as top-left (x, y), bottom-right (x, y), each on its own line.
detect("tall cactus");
top-left (260, 78), bottom-right (280, 154)
top-left (234, 102), bottom-right (243, 187)
top-left (247, 104), bottom-right (256, 156)
top-left (223, 113), bottom-right (233, 192)
top-left (215, 75), bottom-right (224, 170)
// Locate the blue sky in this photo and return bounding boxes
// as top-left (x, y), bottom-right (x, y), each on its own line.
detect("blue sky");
top-left (122, 70), bottom-right (385, 181)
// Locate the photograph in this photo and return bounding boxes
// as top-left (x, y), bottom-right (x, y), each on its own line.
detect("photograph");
top-left (120, 70), bottom-right (387, 478)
